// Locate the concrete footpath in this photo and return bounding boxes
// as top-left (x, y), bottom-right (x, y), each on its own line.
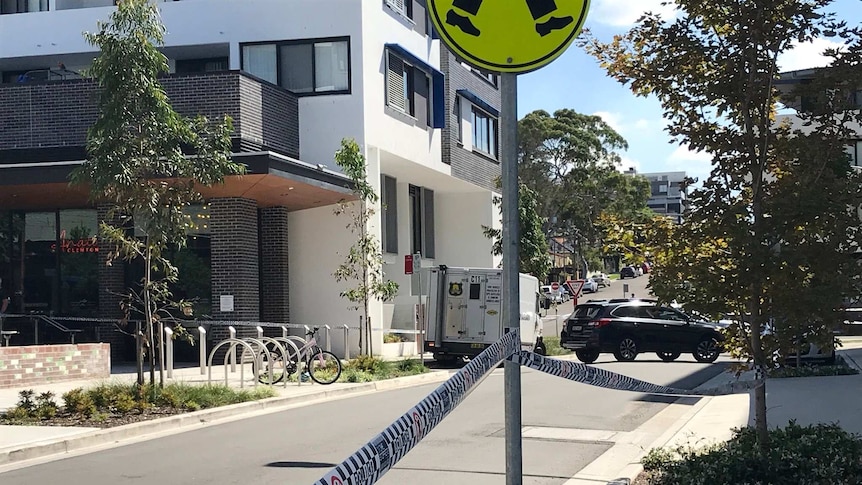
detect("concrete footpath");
top-left (4, 340), bottom-right (862, 483)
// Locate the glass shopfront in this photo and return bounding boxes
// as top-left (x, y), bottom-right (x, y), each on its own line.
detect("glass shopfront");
top-left (0, 209), bottom-right (99, 317)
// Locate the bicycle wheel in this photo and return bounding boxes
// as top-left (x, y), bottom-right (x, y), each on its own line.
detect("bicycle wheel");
top-left (306, 350), bottom-right (342, 385)
top-left (258, 343), bottom-right (287, 384)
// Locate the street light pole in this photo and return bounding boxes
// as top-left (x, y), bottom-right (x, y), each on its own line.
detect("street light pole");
top-left (501, 72), bottom-right (523, 485)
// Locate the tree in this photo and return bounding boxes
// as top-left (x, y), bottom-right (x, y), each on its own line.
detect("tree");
top-left (333, 138), bottom-right (399, 356)
top-left (584, 0), bottom-right (862, 447)
top-left (483, 183), bottom-right (551, 280)
top-left (518, 109), bottom-right (652, 275)
top-left (71, 0), bottom-right (244, 389)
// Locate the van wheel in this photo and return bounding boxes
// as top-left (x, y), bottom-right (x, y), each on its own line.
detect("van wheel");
top-left (657, 351), bottom-right (680, 362)
top-left (693, 338), bottom-right (720, 363)
top-left (575, 349), bottom-right (599, 364)
top-left (534, 340), bottom-right (547, 356)
top-left (613, 337), bottom-right (638, 362)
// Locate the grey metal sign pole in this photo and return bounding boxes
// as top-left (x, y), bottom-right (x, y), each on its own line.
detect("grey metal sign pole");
top-left (501, 72), bottom-right (523, 485)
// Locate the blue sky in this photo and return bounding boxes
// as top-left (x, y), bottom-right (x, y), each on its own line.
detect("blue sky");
top-left (518, 0), bottom-right (862, 183)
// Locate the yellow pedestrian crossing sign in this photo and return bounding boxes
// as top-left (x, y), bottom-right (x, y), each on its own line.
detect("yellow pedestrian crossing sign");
top-left (428, 0), bottom-right (591, 74)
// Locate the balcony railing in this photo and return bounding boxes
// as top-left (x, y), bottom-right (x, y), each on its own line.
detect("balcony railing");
top-left (0, 70), bottom-right (300, 159)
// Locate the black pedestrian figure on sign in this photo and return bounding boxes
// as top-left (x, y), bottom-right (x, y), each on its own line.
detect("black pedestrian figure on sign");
top-left (446, 0), bottom-right (574, 37)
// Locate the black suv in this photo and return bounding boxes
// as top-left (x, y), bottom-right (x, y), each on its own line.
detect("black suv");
top-left (560, 299), bottom-right (724, 364)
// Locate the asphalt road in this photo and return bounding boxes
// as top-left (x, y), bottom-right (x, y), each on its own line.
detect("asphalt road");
top-left (0, 351), bottom-right (727, 484)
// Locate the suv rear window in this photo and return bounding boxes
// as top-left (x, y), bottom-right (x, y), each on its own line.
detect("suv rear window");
top-left (572, 305), bottom-right (603, 319)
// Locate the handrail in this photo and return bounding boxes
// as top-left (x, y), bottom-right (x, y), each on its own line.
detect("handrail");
top-left (32, 315), bottom-right (83, 344)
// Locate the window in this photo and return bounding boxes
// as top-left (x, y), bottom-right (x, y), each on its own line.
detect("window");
top-left (471, 107), bottom-right (497, 158)
top-left (454, 96), bottom-right (463, 143)
top-left (175, 57), bottom-right (229, 74)
top-left (381, 174), bottom-right (398, 254)
top-left (241, 38), bottom-right (350, 95)
top-left (386, 51), bottom-right (432, 125)
top-left (659, 184), bottom-right (668, 193)
top-left (1, 0), bottom-right (48, 14)
top-left (409, 185), bottom-right (435, 258)
top-left (847, 141), bottom-right (862, 167)
top-left (384, 0), bottom-right (413, 19)
top-left (473, 68), bottom-right (498, 87)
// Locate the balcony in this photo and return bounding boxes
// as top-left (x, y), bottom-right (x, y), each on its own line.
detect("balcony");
top-left (0, 70), bottom-right (300, 161)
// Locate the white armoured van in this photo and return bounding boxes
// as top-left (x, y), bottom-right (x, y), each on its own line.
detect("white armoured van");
top-left (424, 266), bottom-right (546, 362)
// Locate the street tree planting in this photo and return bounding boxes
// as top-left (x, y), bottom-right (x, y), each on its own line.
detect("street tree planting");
top-left (585, 0), bottom-right (862, 447)
top-left (71, 0), bottom-right (244, 389)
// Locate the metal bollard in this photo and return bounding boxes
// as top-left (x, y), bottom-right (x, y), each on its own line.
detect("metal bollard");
top-left (342, 324), bottom-right (350, 360)
top-left (164, 327), bottom-right (174, 379)
top-left (229, 326), bottom-right (237, 373)
top-left (282, 326), bottom-right (288, 339)
top-left (324, 325), bottom-right (331, 353)
top-left (256, 326), bottom-right (264, 339)
top-left (198, 326), bottom-right (207, 375)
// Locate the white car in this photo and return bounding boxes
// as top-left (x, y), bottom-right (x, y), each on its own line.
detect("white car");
top-left (541, 285), bottom-right (565, 304)
top-left (581, 279), bottom-right (599, 293)
top-left (591, 273), bottom-right (612, 288)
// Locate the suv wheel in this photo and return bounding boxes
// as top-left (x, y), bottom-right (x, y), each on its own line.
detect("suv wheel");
top-left (657, 351), bottom-right (680, 362)
top-left (575, 349), bottom-right (600, 364)
top-left (693, 338), bottom-right (720, 363)
top-left (613, 337), bottom-right (638, 362)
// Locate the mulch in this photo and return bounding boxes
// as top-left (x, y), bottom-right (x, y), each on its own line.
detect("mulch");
top-left (2, 407), bottom-right (187, 429)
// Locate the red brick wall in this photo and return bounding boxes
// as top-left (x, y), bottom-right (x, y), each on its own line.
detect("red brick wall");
top-left (0, 344), bottom-right (110, 389)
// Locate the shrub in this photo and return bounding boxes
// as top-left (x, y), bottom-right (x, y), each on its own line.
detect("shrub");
top-left (383, 333), bottom-right (404, 343)
top-left (342, 368), bottom-right (375, 383)
top-left (543, 337), bottom-right (572, 356)
top-left (641, 422), bottom-right (862, 484)
top-left (36, 392), bottom-right (58, 419)
top-left (347, 355), bottom-right (390, 375)
top-left (394, 359), bottom-right (428, 376)
top-left (63, 388), bottom-right (97, 417)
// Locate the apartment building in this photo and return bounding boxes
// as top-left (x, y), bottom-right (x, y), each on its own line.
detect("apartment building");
top-left (623, 168), bottom-right (688, 223)
top-left (0, 0), bottom-right (503, 359)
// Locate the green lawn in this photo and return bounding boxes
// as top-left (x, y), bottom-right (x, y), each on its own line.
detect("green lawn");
top-left (609, 273), bottom-right (621, 280)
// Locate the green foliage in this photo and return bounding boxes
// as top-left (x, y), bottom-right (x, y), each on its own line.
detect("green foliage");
top-left (332, 138), bottom-right (399, 355)
top-left (342, 356), bottom-right (428, 381)
top-left (62, 388), bottom-right (97, 417)
top-left (483, 183), bottom-right (551, 280)
top-left (70, 0), bottom-right (245, 387)
top-left (769, 363), bottom-right (859, 379)
top-left (516, 109), bottom-right (652, 274)
top-left (383, 333), bottom-right (404, 343)
top-left (347, 354), bottom-right (389, 374)
top-left (583, 0), bottom-right (862, 441)
top-left (542, 337), bottom-right (572, 356)
top-left (342, 368), bottom-right (375, 383)
top-left (641, 423), bottom-right (862, 484)
top-left (1, 383), bottom-right (274, 422)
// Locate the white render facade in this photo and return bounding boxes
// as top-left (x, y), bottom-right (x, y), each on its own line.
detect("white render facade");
top-left (0, 0), bottom-right (502, 358)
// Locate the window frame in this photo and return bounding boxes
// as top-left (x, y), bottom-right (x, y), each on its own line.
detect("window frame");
top-left (381, 174), bottom-right (399, 254)
top-left (408, 184), bottom-right (435, 259)
top-left (239, 36), bottom-right (351, 96)
top-left (386, 51), bottom-right (433, 126)
top-left (471, 105), bottom-right (498, 159)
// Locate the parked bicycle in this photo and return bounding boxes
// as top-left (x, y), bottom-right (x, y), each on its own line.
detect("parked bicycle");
top-left (258, 326), bottom-right (342, 385)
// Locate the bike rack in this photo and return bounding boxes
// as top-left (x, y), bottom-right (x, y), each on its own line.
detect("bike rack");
top-left (198, 326), bottom-right (207, 375)
top-left (251, 336), bottom-right (290, 388)
top-left (207, 338), bottom-right (262, 388)
top-left (164, 326), bottom-right (174, 379)
top-left (240, 337), bottom-right (273, 386)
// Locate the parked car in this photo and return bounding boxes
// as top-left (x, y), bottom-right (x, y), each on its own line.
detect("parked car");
top-left (581, 278), bottom-right (599, 293)
top-left (641, 262), bottom-right (651, 274)
top-left (591, 273), bottom-right (612, 288)
top-left (620, 266), bottom-right (637, 279)
top-left (540, 285), bottom-right (565, 304)
top-left (559, 299), bottom-right (725, 364)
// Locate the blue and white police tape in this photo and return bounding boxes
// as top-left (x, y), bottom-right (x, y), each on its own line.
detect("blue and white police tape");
top-left (314, 330), bottom-right (521, 485)
top-left (508, 350), bottom-right (763, 396)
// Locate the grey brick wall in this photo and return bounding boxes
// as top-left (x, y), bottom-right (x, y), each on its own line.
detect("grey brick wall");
top-left (96, 204), bottom-right (128, 361)
top-left (0, 71), bottom-right (299, 159)
top-left (259, 207), bottom-right (290, 329)
top-left (440, 49), bottom-right (502, 192)
top-left (209, 197), bottom-right (260, 345)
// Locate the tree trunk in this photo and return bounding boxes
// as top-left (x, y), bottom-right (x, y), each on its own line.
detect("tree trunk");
top-left (358, 315), bottom-right (364, 355)
top-left (136, 320), bottom-right (144, 386)
top-left (750, 170), bottom-right (770, 450)
top-left (158, 319), bottom-right (165, 388)
top-left (144, 245), bottom-right (156, 391)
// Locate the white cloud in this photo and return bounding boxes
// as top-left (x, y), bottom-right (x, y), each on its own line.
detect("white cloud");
top-left (592, 110), bottom-right (624, 132)
top-left (665, 145), bottom-right (712, 182)
top-left (590, 0), bottom-right (679, 27)
top-left (617, 156), bottom-right (642, 174)
top-left (778, 37), bottom-right (846, 72)
top-left (634, 119), bottom-right (650, 130)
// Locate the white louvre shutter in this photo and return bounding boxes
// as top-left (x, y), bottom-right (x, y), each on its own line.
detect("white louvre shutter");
top-left (385, 0), bottom-right (407, 15)
top-left (387, 52), bottom-right (406, 112)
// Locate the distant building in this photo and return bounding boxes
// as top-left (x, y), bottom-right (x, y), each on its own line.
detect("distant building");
top-left (624, 168), bottom-right (688, 224)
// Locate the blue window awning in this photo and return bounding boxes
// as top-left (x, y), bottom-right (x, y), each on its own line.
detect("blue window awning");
top-left (456, 89), bottom-right (500, 118)
top-left (385, 43), bottom-right (445, 129)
